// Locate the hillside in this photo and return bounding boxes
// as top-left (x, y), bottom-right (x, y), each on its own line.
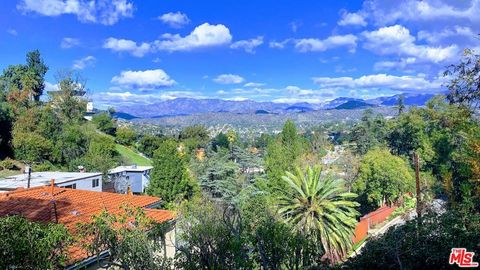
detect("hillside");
top-left (115, 144), bottom-right (152, 166)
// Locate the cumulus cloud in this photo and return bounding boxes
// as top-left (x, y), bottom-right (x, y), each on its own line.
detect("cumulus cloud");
top-left (72, 55), bottom-right (96, 70)
top-left (61, 37), bottom-right (80, 48)
top-left (155, 23), bottom-right (232, 52)
top-left (338, 11), bottom-right (367, 26)
top-left (158, 12), bottom-right (190, 28)
top-left (17, 0), bottom-right (134, 25)
top-left (312, 73), bottom-right (443, 92)
top-left (294, 34), bottom-right (358, 53)
top-left (230, 36), bottom-right (264, 54)
top-left (362, 25), bottom-right (459, 63)
top-left (111, 69), bottom-right (176, 90)
top-left (103, 37), bottom-right (152, 57)
top-left (213, 74), bottom-right (245, 84)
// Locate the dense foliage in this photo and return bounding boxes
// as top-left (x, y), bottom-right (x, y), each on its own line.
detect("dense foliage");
top-left (0, 215), bottom-right (71, 270)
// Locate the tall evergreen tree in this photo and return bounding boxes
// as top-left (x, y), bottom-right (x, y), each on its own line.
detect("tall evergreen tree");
top-left (146, 139), bottom-right (197, 207)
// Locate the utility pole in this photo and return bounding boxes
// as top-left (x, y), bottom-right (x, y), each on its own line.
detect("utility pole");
top-left (26, 163), bottom-right (32, 188)
top-left (413, 152), bottom-right (421, 218)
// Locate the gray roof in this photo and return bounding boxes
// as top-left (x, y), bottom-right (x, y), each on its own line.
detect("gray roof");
top-left (109, 165), bottom-right (153, 174)
top-left (0, 171), bottom-right (102, 190)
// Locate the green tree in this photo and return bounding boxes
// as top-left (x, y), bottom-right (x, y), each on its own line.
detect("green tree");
top-left (116, 126), bottom-right (137, 146)
top-left (92, 112), bottom-right (116, 135)
top-left (12, 131), bottom-right (52, 163)
top-left (175, 196), bottom-right (251, 270)
top-left (278, 166), bottom-right (359, 265)
top-left (146, 139), bottom-right (197, 207)
top-left (212, 132), bottom-right (230, 150)
top-left (50, 71), bottom-right (87, 124)
top-left (26, 50), bottom-right (48, 101)
top-left (350, 109), bottom-right (387, 155)
top-left (0, 215), bottom-right (71, 270)
top-left (355, 148), bottom-right (414, 208)
top-left (76, 204), bottom-right (172, 269)
top-left (387, 108), bottom-right (434, 162)
top-left (0, 101), bottom-right (13, 158)
top-left (265, 120), bottom-right (302, 191)
top-left (137, 134), bottom-right (164, 158)
top-left (397, 94), bottom-right (405, 115)
top-left (444, 48), bottom-right (480, 110)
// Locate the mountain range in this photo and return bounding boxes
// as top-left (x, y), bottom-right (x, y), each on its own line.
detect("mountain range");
top-left (114, 93), bottom-right (438, 119)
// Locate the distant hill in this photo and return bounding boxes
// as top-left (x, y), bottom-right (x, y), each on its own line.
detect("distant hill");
top-left (255, 109), bottom-right (270, 114)
top-left (113, 112), bottom-right (138, 120)
top-left (334, 100), bottom-right (375, 110)
top-left (367, 93), bottom-right (437, 106)
top-left (112, 93), bottom-right (439, 119)
top-left (285, 105), bottom-right (314, 112)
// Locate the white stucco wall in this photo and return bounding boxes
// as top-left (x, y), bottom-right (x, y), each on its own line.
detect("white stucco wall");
top-left (56, 176), bottom-right (102, 192)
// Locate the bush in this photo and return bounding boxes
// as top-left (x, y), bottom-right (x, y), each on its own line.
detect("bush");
top-left (0, 158), bottom-right (16, 170)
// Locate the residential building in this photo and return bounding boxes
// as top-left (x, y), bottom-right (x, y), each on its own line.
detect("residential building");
top-left (107, 165), bottom-right (153, 194)
top-left (0, 171), bottom-right (103, 192)
top-left (0, 184), bottom-right (175, 269)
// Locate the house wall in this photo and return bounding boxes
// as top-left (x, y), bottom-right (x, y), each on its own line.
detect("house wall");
top-left (57, 176), bottom-right (102, 192)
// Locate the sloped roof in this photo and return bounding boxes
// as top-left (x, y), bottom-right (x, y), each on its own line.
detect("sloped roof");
top-left (0, 185), bottom-right (175, 266)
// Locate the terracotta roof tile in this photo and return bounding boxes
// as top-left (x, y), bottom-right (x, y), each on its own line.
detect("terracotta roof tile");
top-left (0, 186), bottom-right (175, 266)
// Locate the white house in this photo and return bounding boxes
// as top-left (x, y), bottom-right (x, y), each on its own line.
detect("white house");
top-left (107, 165), bottom-right (153, 194)
top-left (0, 171), bottom-right (103, 192)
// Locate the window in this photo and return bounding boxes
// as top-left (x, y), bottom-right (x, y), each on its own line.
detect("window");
top-left (64, 184), bottom-right (77, 189)
top-left (92, 178), bottom-right (99, 188)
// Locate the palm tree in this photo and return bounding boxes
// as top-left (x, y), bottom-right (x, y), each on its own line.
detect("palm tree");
top-left (277, 165), bottom-right (359, 265)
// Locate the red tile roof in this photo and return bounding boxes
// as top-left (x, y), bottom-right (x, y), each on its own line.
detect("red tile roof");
top-left (0, 185), bottom-right (175, 266)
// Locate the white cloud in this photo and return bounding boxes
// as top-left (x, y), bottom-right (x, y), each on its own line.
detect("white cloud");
top-left (269, 39), bottom-right (292, 49)
top-left (293, 34), bottom-right (358, 52)
top-left (417, 26), bottom-right (477, 44)
top-left (111, 69), bottom-right (176, 90)
top-left (359, 0), bottom-right (480, 26)
top-left (313, 73), bottom-right (443, 92)
top-left (17, 0), bottom-right (134, 25)
top-left (213, 74), bottom-right (245, 84)
top-left (155, 23), bottom-right (232, 52)
top-left (45, 82), bottom-right (59, 92)
top-left (244, 82), bottom-right (265, 87)
top-left (103, 37), bottom-right (152, 57)
top-left (72, 56), bottom-right (96, 70)
top-left (94, 90), bottom-right (204, 107)
top-left (60, 37), bottom-right (80, 48)
top-left (362, 25), bottom-right (459, 63)
top-left (158, 12), bottom-right (190, 28)
top-left (7, 29), bottom-right (18, 36)
top-left (230, 36), bottom-right (264, 54)
top-left (338, 11), bottom-right (367, 27)
top-left (373, 57), bottom-right (417, 71)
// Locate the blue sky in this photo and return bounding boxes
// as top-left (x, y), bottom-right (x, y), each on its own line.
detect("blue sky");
top-left (1, 0), bottom-right (479, 108)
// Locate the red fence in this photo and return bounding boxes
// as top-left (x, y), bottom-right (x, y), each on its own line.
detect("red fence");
top-left (353, 205), bottom-right (397, 244)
